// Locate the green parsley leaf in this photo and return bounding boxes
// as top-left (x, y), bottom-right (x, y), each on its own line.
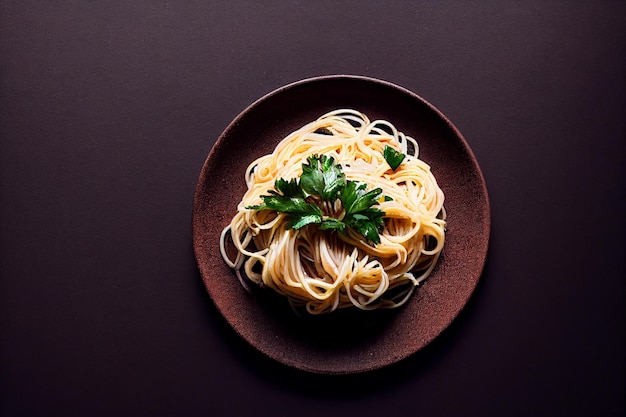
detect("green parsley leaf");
top-left (383, 145), bottom-right (405, 171)
top-left (340, 182), bottom-right (384, 245)
top-left (248, 155), bottom-right (386, 245)
top-left (319, 217), bottom-right (346, 232)
top-left (252, 194), bottom-right (321, 215)
top-left (287, 213), bottom-right (322, 229)
top-left (274, 178), bottom-right (304, 198)
top-left (300, 155), bottom-right (346, 201)
top-left (345, 208), bottom-right (384, 245)
top-left (341, 182), bottom-right (383, 214)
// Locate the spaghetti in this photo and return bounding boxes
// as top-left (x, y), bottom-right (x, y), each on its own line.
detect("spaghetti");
top-left (219, 109), bottom-right (446, 314)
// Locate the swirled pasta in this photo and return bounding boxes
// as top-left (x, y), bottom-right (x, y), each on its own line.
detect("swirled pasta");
top-left (219, 109), bottom-right (446, 314)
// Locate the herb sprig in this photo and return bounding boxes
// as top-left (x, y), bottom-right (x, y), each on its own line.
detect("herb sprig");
top-left (247, 155), bottom-right (385, 244)
top-left (383, 145), bottom-right (405, 171)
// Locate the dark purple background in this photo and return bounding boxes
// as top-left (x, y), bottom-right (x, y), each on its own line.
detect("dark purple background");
top-left (1, 2), bottom-right (624, 416)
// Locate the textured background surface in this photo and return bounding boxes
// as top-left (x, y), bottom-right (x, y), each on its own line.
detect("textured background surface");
top-left (1, 1), bottom-right (624, 416)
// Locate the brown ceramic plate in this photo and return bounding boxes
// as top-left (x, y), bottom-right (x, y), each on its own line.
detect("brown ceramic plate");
top-left (192, 75), bottom-right (490, 374)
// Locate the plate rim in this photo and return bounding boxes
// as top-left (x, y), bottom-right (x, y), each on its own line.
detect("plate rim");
top-left (192, 74), bottom-right (491, 374)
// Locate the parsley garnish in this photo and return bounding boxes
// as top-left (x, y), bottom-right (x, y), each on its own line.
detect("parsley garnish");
top-left (300, 155), bottom-right (346, 201)
top-left (383, 145), bottom-right (405, 171)
top-left (247, 155), bottom-right (385, 245)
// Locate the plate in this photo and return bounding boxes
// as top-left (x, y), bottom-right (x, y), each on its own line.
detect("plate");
top-left (192, 75), bottom-right (490, 374)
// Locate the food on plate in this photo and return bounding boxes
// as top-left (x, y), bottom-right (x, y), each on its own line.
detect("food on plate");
top-left (219, 109), bottom-right (446, 314)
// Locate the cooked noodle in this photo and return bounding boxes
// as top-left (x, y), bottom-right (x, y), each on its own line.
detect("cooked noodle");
top-left (219, 109), bottom-right (446, 314)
